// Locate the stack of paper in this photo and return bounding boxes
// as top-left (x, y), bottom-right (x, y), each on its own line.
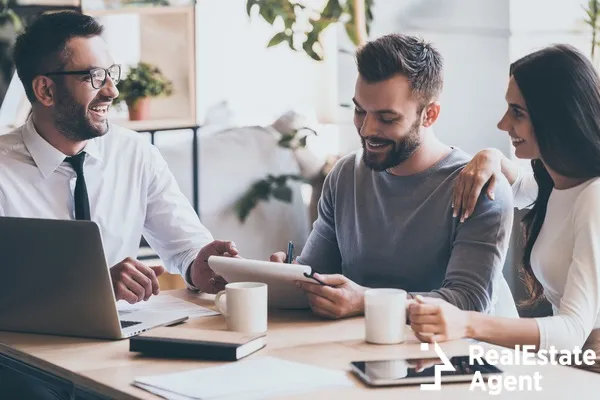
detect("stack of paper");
top-left (117, 295), bottom-right (219, 319)
top-left (133, 356), bottom-right (352, 399)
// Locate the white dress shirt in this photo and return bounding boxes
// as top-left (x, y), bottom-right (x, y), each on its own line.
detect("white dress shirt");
top-left (0, 116), bottom-right (213, 288)
top-left (513, 171), bottom-right (600, 351)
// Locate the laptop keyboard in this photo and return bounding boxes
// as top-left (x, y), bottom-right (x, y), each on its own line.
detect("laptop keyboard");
top-left (120, 320), bottom-right (142, 329)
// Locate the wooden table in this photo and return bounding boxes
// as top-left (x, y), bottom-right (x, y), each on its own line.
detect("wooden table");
top-left (0, 289), bottom-right (598, 399)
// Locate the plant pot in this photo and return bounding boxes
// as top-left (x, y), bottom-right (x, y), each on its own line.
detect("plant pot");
top-left (126, 97), bottom-right (151, 121)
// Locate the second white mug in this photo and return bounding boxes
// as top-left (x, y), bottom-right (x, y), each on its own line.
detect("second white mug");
top-left (214, 282), bottom-right (268, 334)
top-left (364, 288), bottom-right (407, 344)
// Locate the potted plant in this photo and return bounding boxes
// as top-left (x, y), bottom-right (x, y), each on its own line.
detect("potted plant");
top-left (234, 124), bottom-right (318, 223)
top-left (113, 61), bottom-right (173, 121)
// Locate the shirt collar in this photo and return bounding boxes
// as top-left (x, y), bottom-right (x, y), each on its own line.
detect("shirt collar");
top-left (83, 135), bottom-right (103, 163)
top-left (22, 115), bottom-right (104, 178)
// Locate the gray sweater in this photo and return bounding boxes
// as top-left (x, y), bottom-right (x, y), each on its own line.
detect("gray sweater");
top-left (297, 148), bottom-right (514, 312)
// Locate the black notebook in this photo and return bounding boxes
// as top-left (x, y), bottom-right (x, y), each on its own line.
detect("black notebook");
top-left (129, 327), bottom-right (266, 361)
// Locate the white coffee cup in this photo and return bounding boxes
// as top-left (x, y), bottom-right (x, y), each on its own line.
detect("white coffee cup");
top-left (364, 288), bottom-right (407, 344)
top-left (214, 282), bottom-right (268, 334)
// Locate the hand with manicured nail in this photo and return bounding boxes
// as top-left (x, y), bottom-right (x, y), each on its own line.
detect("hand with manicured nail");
top-left (452, 148), bottom-right (502, 222)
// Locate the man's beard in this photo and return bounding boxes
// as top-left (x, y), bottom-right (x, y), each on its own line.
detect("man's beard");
top-left (53, 85), bottom-right (109, 141)
top-left (361, 117), bottom-right (422, 171)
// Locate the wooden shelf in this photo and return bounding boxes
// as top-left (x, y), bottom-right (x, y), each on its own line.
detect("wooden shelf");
top-left (112, 117), bottom-right (197, 132)
top-left (84, 4), bottom-right (193, 17)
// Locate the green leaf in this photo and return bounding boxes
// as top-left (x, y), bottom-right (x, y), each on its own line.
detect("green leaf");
top-left (284, 17), bottom-right (294, 29)
top-left (322, 0), bottom-right (343, 19)
top-left (274, 175), bottom-right (288, 186)
top-left (344, 21), bottom-right (359, 46)
top-left (268, 32), bottom-right (287, 47)
top-left (303, 30), bottom-right (324, 61)
top-left (298, 135), bottom-right (308, 148)
top-left (313, 42), bottom-right (324, 59)
top-left (272, 185), bottom-right (293, 203)
top-left (7, 9), bottom-right (21, 32)
top-left (303, 43), bottom-right (323, 61)
top-left (234, 178), bottom-right (273, 222)
top-left (365, 0), bottom-right (374, 34)
top-left (246, 0), bottom-right (258, 16)
top-left (259, 4), bottom-right (277, 24)
top-left (310, 18), bottom-right (332, 36)
top-left (278, 135), bottom-right (294, 148)
top-left (286, 34), bottom-right (295, 50)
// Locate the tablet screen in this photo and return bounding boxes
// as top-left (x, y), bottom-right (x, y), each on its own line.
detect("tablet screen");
top-left (351, 355), bottom-right (502, 386)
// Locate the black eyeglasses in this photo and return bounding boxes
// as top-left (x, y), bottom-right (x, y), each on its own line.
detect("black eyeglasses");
top-left (43, 64), bottom-right (121, 89)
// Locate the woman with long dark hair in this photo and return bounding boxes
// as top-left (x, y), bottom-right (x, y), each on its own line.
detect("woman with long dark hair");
top-left (409, 44), bottom-right (600, 370)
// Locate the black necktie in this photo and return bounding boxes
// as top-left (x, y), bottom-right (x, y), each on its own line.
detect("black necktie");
top-left (65, 152), bottom-right (91, 220)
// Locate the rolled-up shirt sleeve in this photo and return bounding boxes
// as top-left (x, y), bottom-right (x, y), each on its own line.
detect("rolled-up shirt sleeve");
top-left (142, 145), bottom-right (214, 289)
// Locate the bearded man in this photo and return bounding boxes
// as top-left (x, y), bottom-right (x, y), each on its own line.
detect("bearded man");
top-left (270, 33), bottom-right (518, 321)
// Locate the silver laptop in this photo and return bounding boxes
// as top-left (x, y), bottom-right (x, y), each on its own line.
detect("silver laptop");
top-left (0, 216), bottom-right (189, 340)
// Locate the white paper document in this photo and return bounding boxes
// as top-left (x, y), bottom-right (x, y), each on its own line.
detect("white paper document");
top-left (133, 356), bottom-right (352, 399)
top-left (117, 295), bottom-right (218, 319)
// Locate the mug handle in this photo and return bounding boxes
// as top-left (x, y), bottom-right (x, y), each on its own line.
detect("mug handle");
top-left (214, 290), bottom-right (228, 317)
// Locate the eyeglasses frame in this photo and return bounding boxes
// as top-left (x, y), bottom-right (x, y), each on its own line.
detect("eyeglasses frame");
top-left (42, 64), bottom-right (122, 89)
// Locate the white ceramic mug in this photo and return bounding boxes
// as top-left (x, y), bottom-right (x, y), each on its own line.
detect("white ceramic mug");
top-left (364, 288), bottom-right (407, 344)
top-left (214, 282), bottom-right (268, 334)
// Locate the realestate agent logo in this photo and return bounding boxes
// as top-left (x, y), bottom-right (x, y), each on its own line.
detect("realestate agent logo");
top-left (420, 342), bottom-right (456, 391)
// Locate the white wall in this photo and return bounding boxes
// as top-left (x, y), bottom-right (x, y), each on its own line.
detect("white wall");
top-left (510, 0), bottom-right (590, 60)
top-left (508, 0), bottom-right (590, 171)
top-left (195, 0), bottom-right (338, 127)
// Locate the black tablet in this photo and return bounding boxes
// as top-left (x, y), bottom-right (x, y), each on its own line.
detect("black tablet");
top-left (350, 355), bottom-right (503, 387)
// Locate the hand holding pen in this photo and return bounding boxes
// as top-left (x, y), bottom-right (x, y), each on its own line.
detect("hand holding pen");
top-left (286, 241), bottom-right (294, 264)
top-left (270, 241), bottom-right (327, 286)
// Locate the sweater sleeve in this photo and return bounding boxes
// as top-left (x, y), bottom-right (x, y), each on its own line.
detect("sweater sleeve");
top-left (295, 159), bottom-right (343, 275)
top-left (535, 184), bottom-right (600, 351)
top-left (512, 168), bottom-right (538, 210)
top-left (410, 175), bottom-right (514, 312)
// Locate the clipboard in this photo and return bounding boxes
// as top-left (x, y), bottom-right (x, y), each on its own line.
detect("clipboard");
top-left (207, 256), bottom-right (324, 309)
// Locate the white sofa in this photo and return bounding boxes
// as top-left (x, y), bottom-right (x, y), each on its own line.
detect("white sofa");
top-left (157, 123), bottom-right (312, 261)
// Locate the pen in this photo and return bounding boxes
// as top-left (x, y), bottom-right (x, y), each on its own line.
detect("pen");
top-left (286, 241), bottom-right (294, 263)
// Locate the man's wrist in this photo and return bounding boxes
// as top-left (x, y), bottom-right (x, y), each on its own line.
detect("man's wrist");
top-left (185, 261), bottom-right (199, 291)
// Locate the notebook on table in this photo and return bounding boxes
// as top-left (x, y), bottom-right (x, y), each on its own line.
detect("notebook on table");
top-left (129, 327), bottom-right (266, 361)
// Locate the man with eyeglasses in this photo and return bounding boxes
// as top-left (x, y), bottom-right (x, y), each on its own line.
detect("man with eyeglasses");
top-left (0, 10), bottom-right (234, 400)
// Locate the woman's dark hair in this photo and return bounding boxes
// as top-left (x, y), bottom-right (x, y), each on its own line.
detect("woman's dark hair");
top-left (511, 44), bottom-right (600, 306)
